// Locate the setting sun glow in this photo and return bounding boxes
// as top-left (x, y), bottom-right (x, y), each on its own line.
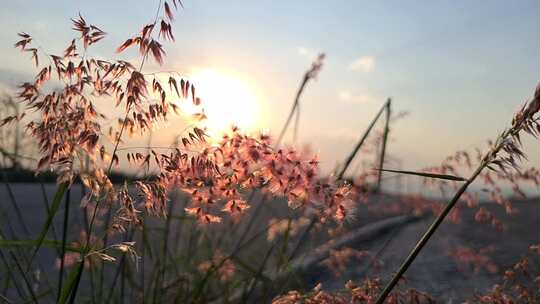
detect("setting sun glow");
top-left (183, 69), bottom-right (260, 137)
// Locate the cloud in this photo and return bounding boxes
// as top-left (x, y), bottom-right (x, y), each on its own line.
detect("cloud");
top-left (338, 90), bottom-right (373, 105)
top-left (296, 47), bottom-right (310, 56)
top-left (295, 46), bottom-right (321, 61)
top-left (348, 56), bottom-right (375, 72)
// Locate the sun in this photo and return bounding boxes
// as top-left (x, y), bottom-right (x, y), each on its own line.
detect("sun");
top-left (183, 69), bottom-right (260, 137)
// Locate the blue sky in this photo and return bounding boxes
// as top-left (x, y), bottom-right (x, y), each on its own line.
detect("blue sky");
top-left (2, 1), bottom-right (540, 176)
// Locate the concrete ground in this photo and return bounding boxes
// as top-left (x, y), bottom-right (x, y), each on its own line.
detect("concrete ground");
top-left (1, 184), bottom-right (538, 303)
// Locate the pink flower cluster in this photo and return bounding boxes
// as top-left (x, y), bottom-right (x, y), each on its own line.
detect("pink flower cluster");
top-left (135, 128), bottom-right (355, 224)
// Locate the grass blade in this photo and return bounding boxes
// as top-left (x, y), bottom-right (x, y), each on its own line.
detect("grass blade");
top-left (337, 98), bottom-right (390, 179)
top-left (20, 290), bottom-right (54, 304)
top-left (9, 252), bottom-right (38, 304)
top-left (57, 260), bottom-right (83, 304)
top-left (376, 168), bottom-right (467, 181)
top-left (275, 53), bottom-right (324, 147)
top-left (0, 239), bottom-right (83, 253)
top-left (39, 182), bottom-right (60, 254)
top-left (375, 99), bottom-right (392, 192)
top-left (57, 188), bottom-right (71, 303)
top-left (242, 244), bottom-right (275, 302)
top-left (375, 165), bottom-right (484, 303)
top-left (0, 250), bottom-right (26, 301)
top-left (28, 182), bottom-right (68, 268)
top-left (0, 293), bottom-right (13, 304)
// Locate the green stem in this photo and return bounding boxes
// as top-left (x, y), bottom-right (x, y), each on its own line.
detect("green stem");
top-left (57, 188), bottom-right (71, 302)
top-left (9, 251), bottom-right (38, 303)
top-left (28, 182), bottom-right (68, 270)
top-left (0, 246), bottom-right (26, 300)
top-left (375, 163), bottom-right (485, 303)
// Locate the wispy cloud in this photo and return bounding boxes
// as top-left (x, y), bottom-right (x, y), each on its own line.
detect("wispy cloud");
top-left (338, 90), bottom-right (373, 105)
top-left (295, 46), bottom-right (321, 61)
top-left (296, 47), bottom-right (310, 56)
top-left (348, 56), bottom-right (375, 72)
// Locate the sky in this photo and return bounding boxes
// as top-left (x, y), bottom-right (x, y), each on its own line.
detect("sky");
top-left (1, 1), bottom-right (540, 186)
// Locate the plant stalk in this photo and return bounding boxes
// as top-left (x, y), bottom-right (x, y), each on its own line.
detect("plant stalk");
top-left (337, 98), bottom-right (390, 180)
top-left (375, 162), bottom-right (485, 303)
top-left (57, 188), bottom-right (71, 303)
top-left (275, 73), bottom-right (309, 147)
top-left (375, 99), bottom-right (391, 192)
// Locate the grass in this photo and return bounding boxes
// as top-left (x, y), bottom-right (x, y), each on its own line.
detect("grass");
top-left (1, 1), bottom-right (540, 303)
